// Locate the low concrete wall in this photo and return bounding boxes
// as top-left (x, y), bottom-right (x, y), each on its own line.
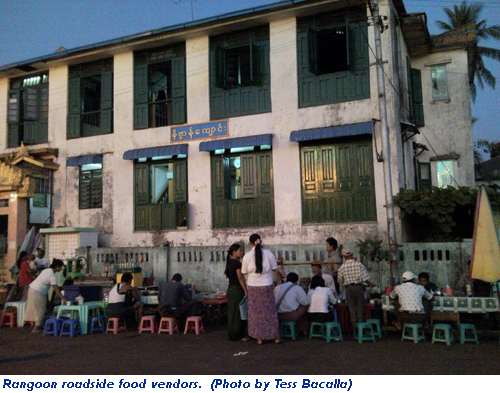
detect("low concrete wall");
top-left (83, 240), bottom-right (472, 293)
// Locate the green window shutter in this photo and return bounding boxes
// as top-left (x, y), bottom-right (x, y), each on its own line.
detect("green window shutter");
top-left (8, 123), bottom-right (19, 148)
top-left (307, 28), bottom-right (319, 75)
top-left (250, 42), bottom-right (261, 84)
top-left (150, 205), bottom-right (162, 231)
top-left (67, 115), bottom-right (81, 139)
top-left (91, 169), bottom-right (103, 208)
top-left (172, 56), bottom-right (186, 98)
top-left (134, 104), bottom-right (149, 130)
top-left (411, 68), bottom-right (425, 127)
top-left (172, 98), bottom-right (186, 125)
top-left (211, 155), bottom-right (227, 228)
top-left (173, 159), bottom-right (187, 203)
top-left (24, 87), bottom-right (39, 121)
top-left (135, 205), bottom-right (148, 231)
top-left (38, 121), bottom-right (48, 144)
top-left (257, 151), bottom-right (273, 196)
top-left (68, 78), bottom-right (81, 114)
top-left (301, 146), bottom-right (320, 223)
top-left (134, 163), bottom-right (150, 205)
top-left (418, 162), bottom-right (432, 190)
top-left (101, 71), bottom-right (113, 110)
top-left (240, 154), bottom-right (257, 198)
top-left (319, 146), bottom-right (335, 194)
top-left (134, 64), bottom-right (149, 104)
top-left (215, 46), bottom-right (227, 89)
top-left (33, 193), bottom-right (48, 208)
top-left (23, 122), bottom-right (39, 145)
top-left (79, 169), bottom-right (92, 209)
top-left (354, 142), bottom-right (376, 221)
top-left (345, 18), bottom-right (350, 68)
top-left (8, 90), bottom-right (21, 124)
top-left (39, 84), bottom-right (49, 120)
top-left (161, 204), bottom-right (176, 230)
top-left (101, 109), bottom-right (113, 134)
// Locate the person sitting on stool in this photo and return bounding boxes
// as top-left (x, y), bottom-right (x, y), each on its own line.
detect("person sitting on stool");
top-left (106, 272), bottom-right (144, 324)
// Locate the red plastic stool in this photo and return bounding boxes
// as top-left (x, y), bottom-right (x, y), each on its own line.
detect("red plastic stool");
top-left (106, 317), bottom-right (127, 334)
top-left (2, 312), bottom-right (17, 328)
top-left (158, 317), bottom-right (178, 335)
top-left (139, 316), bottom-right (157, 333)
top-left (184, 316), bottom-right (204, 335)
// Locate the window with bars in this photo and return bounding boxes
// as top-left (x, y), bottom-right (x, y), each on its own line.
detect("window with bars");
top-left (67, 59), bottom-right (113, 139)
top-left (7, 73), bottom-right (49, 147)
top-left (211, 147), bottom-right (274, 228)
top-left (134, 157), bottom-right (188, 231)
top-left (300, 137), bottom-right (376, 223)
top-left (134, 43), bottom-right (186, 130)
top-left (79, 164), bottom-right (103, 209)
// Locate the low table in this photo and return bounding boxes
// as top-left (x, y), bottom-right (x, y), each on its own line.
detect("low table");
top-left (53, 303), bottom-right (102, 335)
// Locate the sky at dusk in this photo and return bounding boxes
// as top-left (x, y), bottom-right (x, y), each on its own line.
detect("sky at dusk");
top-left (0, 0), bottom-right (499, 153)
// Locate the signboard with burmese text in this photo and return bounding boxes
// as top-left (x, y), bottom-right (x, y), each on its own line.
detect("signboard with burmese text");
top-left (170, 120), bottom-right (229, 143)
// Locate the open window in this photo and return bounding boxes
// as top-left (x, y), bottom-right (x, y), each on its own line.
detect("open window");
top-left (215, 42), bottom-right (261, 89)
top-left (79, 163), bottom-right (103, 209)
top-left (308, 22), bottom-right (349, 75)
top-left (431, 65), bottom-right (449, 101)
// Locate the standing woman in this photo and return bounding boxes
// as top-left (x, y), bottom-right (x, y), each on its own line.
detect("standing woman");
top-left (224, 243), bottom-right (249, 341)
top-left (17, 251), bottom-right (36, 300)
top-left (24, 259), bottom-right (67, 333)
top-left (241, 234), bottom-right (282, 344)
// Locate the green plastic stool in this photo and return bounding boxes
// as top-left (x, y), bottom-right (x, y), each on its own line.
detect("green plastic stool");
top-left (280, 321), bottom-right (297, 340)
top-left (323, 322), bottom-right (343, 343)
top-left (366, 318), bottom-right (382, 338)
top-left (309, 322), bottom-right (324, 339)
top-left (457, 323), bottom-right (479, 344)
top-left (401, 323), bottom-right (426, 343)
top-left (353, 322), bottom-right (376, 343)
top-left (432, 323), bottom-right (454, 346)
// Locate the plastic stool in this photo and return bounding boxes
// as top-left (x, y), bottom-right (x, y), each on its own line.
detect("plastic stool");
top-left (158, 317), bottom-right (178, 335)
top-left (60, 319), bottom-right (81, 338)
top-left (458, 323), bottom-right (479, 344)
top-left (106, 317), bottom-right (127, 334)
top-left (184, 316), bottom-right (204, 335)
top-left (43, 316), bottom-right (62, 336)
top-left (366, 318), bottom-right (382, 338)
top-left (89, 316), bottom-right (106, 334)
top-left (432, 323), bottom-right (454, 345)
top-left (323, 322), bottom-right (343, 343)
top-left (280, 321), bottom-right (297, 340)
top-left (139, 315), bottom-right (157, 333)
top-left (354, 322), bottom-right (376, 343)
top-left (401, 323), bottom-right (426, 343)
top-left (309, 322), bottom-right (324, 339)
top-left (2, 312), bottom-right (17, 328)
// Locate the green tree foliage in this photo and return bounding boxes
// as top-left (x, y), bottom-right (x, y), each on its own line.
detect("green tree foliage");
top-left (394, 186), bottom-right (500, 242)
top-left (436, 1), bottom-right (500, 101)
top-left (474, 139), bottom-right (500, 159)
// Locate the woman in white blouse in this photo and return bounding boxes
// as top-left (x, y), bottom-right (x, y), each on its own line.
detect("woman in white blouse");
top-left (307, 275), bottom-right (337, 323)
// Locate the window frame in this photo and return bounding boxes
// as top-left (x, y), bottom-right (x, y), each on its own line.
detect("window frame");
top-left (431, 64), bottom-right (449, 102)
top-left (79, 164), bottom-right (103, 210)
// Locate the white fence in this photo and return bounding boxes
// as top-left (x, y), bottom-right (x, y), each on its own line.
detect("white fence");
top-left (82, 240), bottom-right (472, 293)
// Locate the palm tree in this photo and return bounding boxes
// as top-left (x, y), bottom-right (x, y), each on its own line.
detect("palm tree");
top-left (436, 1), bottom-right (500, 101)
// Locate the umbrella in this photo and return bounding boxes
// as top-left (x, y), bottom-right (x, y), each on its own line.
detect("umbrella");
top-left (470, 185), bottom-right (500, 283)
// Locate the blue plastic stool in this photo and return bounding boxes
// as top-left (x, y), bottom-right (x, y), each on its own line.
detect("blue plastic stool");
top-left (60, 319), bottom-right (81, 338)
top-left (309, 322), bottom-right (324, 339)
top-left (432, 324), bottom-right (454, 345)
top-left (402, 323), bottom-right (425, 343)
top-left (89, 316), bottom-right (106, 334)
top-left (366, 318), bottom-right (382, 338)
top-left (354, 322), bottom-right (376, 343)
top-left (43, 316), bottom-right (62, 336)
top-left (323, 322), bottom-right (343, 342)
top-left (457, 323), bottom-right (479, 344)
top-left (280, 321), bottom-right (297, 340)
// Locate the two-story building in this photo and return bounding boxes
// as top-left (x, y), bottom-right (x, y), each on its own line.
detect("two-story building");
top-left (0, 0), bottom-right (476, 279)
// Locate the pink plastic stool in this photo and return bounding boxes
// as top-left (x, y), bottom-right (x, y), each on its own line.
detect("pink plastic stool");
top-left (184, 316), bottom-right (204, 335)
top-left (2, 312), bottom-right (17, 328)
top-left (106, 317), bottom-right (127, 334)
top-left (139, 315), bottom-right (157, 333)
top-left (158, 317), bottom-right (178, 335)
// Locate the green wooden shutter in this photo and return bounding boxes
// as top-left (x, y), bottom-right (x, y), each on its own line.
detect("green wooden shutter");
top-left (211, 155), bottom-right (227, 228)
top-left (354, 142), bottom-right (376, 221)
top-left (101, 110), bottom-right (113, 135)
top-left (215, 46), bottom-right (227, 89)
top-left (345, 18), bottom-right (350, 68)
top-left (8, 90), bottom-right (21, 124)
top-left (134, 64), bottom-right (149, 130)
top-left (411, 68), bottom-right (425, 127)
top-left (250, 42), bottom-right (261, 84)
top-left (240, 154), bottom-right (257, 198)
top-left (24, 87), bottom-right (39, 121)
top-left (23, 122), bottom-right (39, 145)
top-left (67, 115), bottom-right (81, 139)
top-left (7, 124), bottom-right (19, 148)
top-left (68, 77), bottom-right (81, 138)
top-left (134, 163), bottom-right (149, 205)
top-left (101, 71), bottom-right (113, 110)
top-left (418, 162), bottom-right (432, 190)
top-left (172, 56), bottom-right (186, 98)
top-left (91, 169), bottom-right (103, 208)
top-left (79, 169), bottom-right (92, 209)
top-left (173, 159), bottom-right (187, 202)
top-left (307, 28), bottom-right (319, 75)
top-left (172, 98), bottom-right (186, 125)
top-left (257, 151), bottom-right (273, 196)
top-left (335, 144), bottom-right (354, 221)
top-left (161, 204), bottom-right (177, 230)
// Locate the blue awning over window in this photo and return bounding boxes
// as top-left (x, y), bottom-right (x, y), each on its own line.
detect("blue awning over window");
top-left (290, 121), bottom-right (373, 142)
top-left (66, 154), bottom-right (103, 167)
top-left (123, 144), bottom-right (188, 160)
top-left (199, 134), bottom-right (273, 152)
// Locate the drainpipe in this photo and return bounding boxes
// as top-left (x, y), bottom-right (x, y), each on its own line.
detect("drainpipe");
top-left (372, 0), bottom-right (399, 285)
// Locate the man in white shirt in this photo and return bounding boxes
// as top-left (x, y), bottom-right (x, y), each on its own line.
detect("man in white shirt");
top-left (310, 261), bottom-right (338, 298)
top-left (390, 271), bottom-right (434, 329)
top-left (34, 248), bottom-right (51, 272)
top-left (274, 273), bottom-right (309, 335)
